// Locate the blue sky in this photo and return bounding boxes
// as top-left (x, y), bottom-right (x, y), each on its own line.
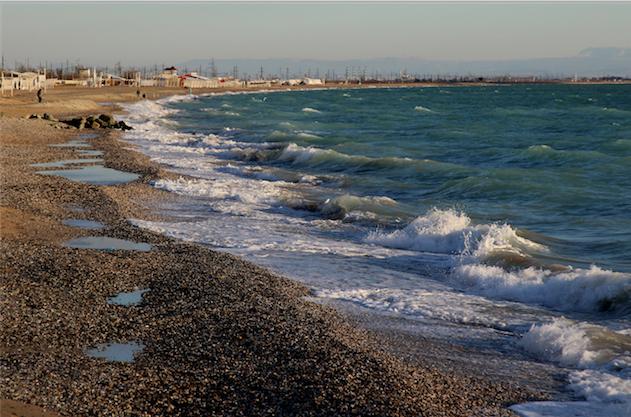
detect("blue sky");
top-left (2, 2), bottom-right (630, 66)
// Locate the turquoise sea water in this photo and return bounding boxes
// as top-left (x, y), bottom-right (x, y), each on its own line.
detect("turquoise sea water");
top-left (172, 85), bottom-right (631, 272)
top-left (123, 85), bottom-right (631, 416)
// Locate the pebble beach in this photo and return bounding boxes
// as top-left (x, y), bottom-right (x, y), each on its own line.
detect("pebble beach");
top-left (0, 87), bottom-right (547, 416)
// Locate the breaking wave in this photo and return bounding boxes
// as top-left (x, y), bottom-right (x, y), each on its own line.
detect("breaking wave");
top-left (518, 318), bottom-right (631, 413)
top-left (453, 264), bottom-right (631, 313)
top-left (365, 208), bottom-right (631, 313)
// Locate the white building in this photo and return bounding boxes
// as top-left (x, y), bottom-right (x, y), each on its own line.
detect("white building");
top-left (302, 78), bottom-right (324, 85)
top-left (0, 71), bottom-right (50, 96)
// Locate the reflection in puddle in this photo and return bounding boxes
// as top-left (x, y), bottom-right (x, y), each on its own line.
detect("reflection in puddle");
top-left (86, 342), bottom-right (144, 362)
top-left (36, 165), bottom-right (139, 185)
top-left (78, 150), bottom-right (104, 157)
top-left (66, 204), bottom-right (86, 213)
top-left (62, 219), bottom-right (105, 230)
top-left (64, 236), bottom-right (151, 251)
top-left (78, 133), bottom-right (99, 140)
top-left (108, 289), bottom-right (149, 306)
top-left (31, 158), bottom-right (103, 168)
top-left (49, 140), bottom-right (90, 148)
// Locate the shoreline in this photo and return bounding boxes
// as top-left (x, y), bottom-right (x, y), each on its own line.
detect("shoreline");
top-left (1, 90), bottom-right (547, 416)
top-left (3, 78), bottom-right (629, 119)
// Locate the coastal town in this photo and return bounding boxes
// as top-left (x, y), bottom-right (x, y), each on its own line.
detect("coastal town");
top-left (3, 63), bottom-right (630, 97)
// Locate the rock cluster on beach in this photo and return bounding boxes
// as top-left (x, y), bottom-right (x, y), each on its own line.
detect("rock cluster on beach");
top-left (0, 116), bottom-right (546, 417)
top-left (28, 113), bottom-right (133, 130)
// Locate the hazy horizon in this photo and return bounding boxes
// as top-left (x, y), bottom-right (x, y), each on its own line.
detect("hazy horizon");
top-left (2, 2), bottom-right (631, 66)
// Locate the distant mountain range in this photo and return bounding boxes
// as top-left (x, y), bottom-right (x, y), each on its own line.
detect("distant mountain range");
top-left (180, 48), bottom-right (631, 78)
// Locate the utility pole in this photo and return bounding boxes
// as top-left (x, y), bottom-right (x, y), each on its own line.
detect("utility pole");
top-left (210, 58), bottom-right (218, 77)
top-left (259, 65), bottom-right (264, 80)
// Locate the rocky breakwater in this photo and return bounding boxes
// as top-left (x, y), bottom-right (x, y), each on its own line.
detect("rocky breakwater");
top-left (28, 113), bottom-right (133, 131)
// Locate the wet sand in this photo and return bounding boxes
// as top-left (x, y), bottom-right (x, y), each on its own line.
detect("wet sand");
top-left (1, 90), bottom-right (549, 416)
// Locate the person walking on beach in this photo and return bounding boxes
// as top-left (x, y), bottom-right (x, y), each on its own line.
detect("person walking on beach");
top-left (136, 89), bottom-right (141, 99)
top-left (36, 88), bottom-right (43, 103)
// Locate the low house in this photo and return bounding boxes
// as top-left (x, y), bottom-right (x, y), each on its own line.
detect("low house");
top-left (155, 66), bottom-right (180, 87)
top-left (282, 79), bottom-right (302, 86)
top-left (247, 79), bottom-right (272, 88)
top-left (180, 72), bottom-right (220, 88)
top-left (0, 71), bottom-right (49, 95)
top-left (302, 78), bottom-right (324, 85)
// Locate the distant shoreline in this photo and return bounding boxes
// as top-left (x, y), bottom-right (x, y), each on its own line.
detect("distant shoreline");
top-left (3, 79), bottom-right (629, 119)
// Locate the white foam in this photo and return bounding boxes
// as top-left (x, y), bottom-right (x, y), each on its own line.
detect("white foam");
top-left (296, 131), bottom-right (322, 139)
top-left (302, 107), bottom-right (321, 113)
top-left (453, 264), bottom-right (631, 313)
top-left (511, 401), bottom-right (630, 417)
top-left (152, 176), bottom-right (292, 213)
top-left (414, 105), bottom-right (434, 113)
top-left (314, 287), bottom-right (535, 328)
top-left (516, 319), bottom-right (631, 416)
top-left (365, 208), bottom-right (544, 258)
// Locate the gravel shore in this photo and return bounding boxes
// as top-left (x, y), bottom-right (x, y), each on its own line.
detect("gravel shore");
top-left (1, 109), bottom-right (546, 416)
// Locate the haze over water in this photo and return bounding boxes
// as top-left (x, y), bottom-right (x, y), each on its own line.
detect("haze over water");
top-left (123, 84), bottom-right (631, 417)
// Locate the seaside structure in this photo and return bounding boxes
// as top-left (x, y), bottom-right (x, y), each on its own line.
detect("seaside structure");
top-left (180, 72), bottom-right (219, 88)
top-left (302, 77), bottom-right (324, 85)
top-left (0, 70), bottom-right (52, 96)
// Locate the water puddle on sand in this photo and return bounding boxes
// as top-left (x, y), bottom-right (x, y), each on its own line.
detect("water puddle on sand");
top-left (86, 342), bottom-right (144, 362)
top-left (31, 158), bottom-right (103, 168)
top-left (108, 289), bottom-right (149, 306)
top-left (49, 140), bottom-right (90, 148)
top-left (64, 236), bottom-right (151, 251)
top-left (62, 219), bottom-right (105, 230)
top-left (78, 150), bottom-right (104, 157)
top-left (78, 133), bottom-right (99, 140)
top-left (36, 165), bottom-right (139, 185)
top-left (65, 204), bottom-right (86, 213)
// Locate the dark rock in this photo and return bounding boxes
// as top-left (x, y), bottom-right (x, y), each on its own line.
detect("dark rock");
top-left (65, 117), bottom-right (87, 130)
top-left (98, 114), bottom-right (116, 126)
top-left (117, 121), bottom-right (133, 131)
top-left (29, 114), bottom-right (41, 119)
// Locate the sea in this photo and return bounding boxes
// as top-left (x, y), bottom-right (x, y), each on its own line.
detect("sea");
top-left (121, 84), bottom-right (631, 417)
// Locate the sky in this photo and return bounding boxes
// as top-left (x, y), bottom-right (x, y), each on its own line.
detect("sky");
top-left (2, 2), bottom-right (631, 67)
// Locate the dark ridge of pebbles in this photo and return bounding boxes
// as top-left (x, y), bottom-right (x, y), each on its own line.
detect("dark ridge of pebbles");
top-left (0, 117), bottom-right (545, 416)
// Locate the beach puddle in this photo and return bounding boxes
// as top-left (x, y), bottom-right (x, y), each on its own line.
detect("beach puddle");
top-left (65, 204), bottom-right (86, 213)
top-left (64, 236), bottom-right (151, 251)
top-left (108, 289), bottom-right (149, 306)
top-left (78, 133), bottom-right (99, 140)
top-left (86, 342), bottom-right (144, 362)
top-left (36, 165), bottom-right (139, 185)
top-left (31, 158), bottom-right (103, 168)
top-left (62, 219), bottom-right (105, 230)
top-left (49, 140), bottom-right (90, 148)
top-left (78, 150), bottom-right (104, 157)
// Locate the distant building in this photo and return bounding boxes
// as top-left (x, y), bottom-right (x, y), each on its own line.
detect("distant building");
top-left (155, 66), bottom-right (180, 87)
top-left (282, 79), bottom-right (302, 86)
top-left (0, 70), bottom-right (50, 95)
top-left (163, 66), bottom-right (178, 76)
top-left (302, 78), bottom-right (324, 85)
top-left (78, 68), bottom-right (91, 79)
top-left (247, 79), bottom-right (272, 87)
